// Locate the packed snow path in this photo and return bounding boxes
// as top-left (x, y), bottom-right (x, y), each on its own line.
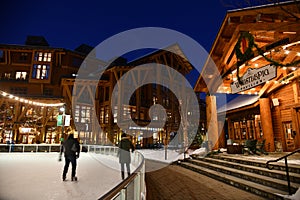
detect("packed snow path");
top-left (0, 153), bottom-right (122, 200)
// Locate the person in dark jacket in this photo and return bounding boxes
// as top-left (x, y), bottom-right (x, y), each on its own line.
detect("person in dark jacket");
top-left (118, 132), bottom-right (134, 180)
top-left (59, 133), bottom-right (80, 181)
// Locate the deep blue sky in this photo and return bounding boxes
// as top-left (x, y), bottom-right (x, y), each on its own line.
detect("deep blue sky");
top-left (0, 0), bottom-right (289, 103)
top-left (1, 0), bottom-right (264, 54)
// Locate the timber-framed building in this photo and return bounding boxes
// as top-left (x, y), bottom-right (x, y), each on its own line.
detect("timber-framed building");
top-left (195, 1), bottom-right (300, 152)
top-left (0, 36), bottom-right (204, 147)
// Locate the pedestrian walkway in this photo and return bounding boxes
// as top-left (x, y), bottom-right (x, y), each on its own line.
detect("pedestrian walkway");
top-left (145, 160), bottom-right (266, 200)
top-left (0, 153), bottom-right (122, 200)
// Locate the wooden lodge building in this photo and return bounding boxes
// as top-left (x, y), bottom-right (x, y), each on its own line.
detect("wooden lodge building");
top-left (195, 1), bottom-right (300, 152)
top-left (0, 36), bottom-right (202, 147)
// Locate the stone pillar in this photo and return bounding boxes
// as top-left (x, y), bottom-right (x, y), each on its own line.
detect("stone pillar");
top-left (259, 98), bottom-right (275, 152)
top-left (206, 95), bottom-right (218, 150)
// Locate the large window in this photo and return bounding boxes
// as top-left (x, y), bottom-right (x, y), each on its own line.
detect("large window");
top-left (35, 52), bottom-right (52, 62)
top-left (74, 105), bottom-right (91, 123)
top-left (32, 64), bottom-right (50, 79)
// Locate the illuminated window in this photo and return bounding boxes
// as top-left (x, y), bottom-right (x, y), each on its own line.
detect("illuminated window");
top-left (74, 105), bottom-right (91, 124)
top-left (4, 73), bottom-right (11, 79)
top-left (123, 106), bottom-right (131, 119)
top-left (35, 52), bottom-right (52, 62)
top-left (113, 106), bottom-right (118, 123)
top-left (100, 107), bottom-right (104, 123)
top-left (105, 106), bottom-right (109, 123)
top-left (80, 106), bottom-right (91, 123)
top-left (15, 72), bottom-right (27, 80)
top-left (74, 105), bottom-right (80, 123)
top-left (32, 64), bottom-right (50, 79)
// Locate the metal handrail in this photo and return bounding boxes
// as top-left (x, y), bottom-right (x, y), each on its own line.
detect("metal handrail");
top-left (266, 148), bottom-right (300, 195)
top-left (99, 152), bottom-right (145, 200)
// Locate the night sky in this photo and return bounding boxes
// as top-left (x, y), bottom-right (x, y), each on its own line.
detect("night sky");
top-left (1, 0), bottom-right (272, 54)
top-left (0, 0), bottom-right (291, 94)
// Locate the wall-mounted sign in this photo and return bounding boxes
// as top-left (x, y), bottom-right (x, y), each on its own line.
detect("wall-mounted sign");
top-left (57, 115), bottom-right (70, 126)
top-left (231, 64), bottom-right (277, 93)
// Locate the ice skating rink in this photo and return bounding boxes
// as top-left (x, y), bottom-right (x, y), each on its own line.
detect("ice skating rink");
top-left (0, 153), bottom-right (123, 200)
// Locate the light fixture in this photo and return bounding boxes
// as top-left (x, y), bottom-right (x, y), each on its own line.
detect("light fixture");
top-left (60, 107), bottom-right (65, 112)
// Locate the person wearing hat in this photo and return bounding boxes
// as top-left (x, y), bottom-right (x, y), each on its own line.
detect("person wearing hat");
top-left (59, 133), bottom-right (80, 181)
top-left (118, 132), bottom-right (135, 180)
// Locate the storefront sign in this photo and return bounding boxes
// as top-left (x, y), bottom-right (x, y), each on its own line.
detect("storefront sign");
top-left (231, 64), bottom-right (277, 93)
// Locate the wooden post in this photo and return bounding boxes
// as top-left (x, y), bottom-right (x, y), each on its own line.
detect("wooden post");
top-left (206, 95), bottom-right (218, 150)
top-left (259, 98), bottom-right (275, 152)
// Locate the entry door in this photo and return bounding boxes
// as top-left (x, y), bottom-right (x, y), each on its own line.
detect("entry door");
top-left (283, 122), bottom-right (295, 151)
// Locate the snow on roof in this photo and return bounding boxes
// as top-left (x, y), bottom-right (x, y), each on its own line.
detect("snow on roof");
top-left (218, 95), bottom-right (259, 113)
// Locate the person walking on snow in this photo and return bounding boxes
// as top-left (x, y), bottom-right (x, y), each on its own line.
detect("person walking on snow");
top-left (118, 132), bottom-right (135, 180)
top-left (59, 133), bottom-right (80, 181)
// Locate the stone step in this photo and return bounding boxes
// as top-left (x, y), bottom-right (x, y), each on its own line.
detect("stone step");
top-left (186, 158), bottom-right (299, 193)
top-left (195, 157), bottom-right (300, 184)
top-left (179, 162), bottom-right (288, 200)
top-left (210, 155), bottom-right (300, 174)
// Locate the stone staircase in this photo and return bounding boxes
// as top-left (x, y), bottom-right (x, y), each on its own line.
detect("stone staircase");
top-left (178, 154), bottom-right (300, 199)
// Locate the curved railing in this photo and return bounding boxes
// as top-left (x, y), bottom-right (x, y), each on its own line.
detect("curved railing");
top-left (266, 148), bottom-right (300, 195)
top-left (0, 144), bottom-right (146, 200)
top-left (98, 150), bottom-right (145, 200)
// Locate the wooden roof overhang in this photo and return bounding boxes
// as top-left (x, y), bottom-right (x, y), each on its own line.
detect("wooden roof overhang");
top-left (194, 1), bottom-right (300, 96)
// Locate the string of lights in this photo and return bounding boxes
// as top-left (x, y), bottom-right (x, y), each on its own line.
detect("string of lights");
top-left (0, 90), bottom-right (64, 107)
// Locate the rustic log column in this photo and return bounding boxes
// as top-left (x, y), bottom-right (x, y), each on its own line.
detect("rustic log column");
top-left (206, 95), bottom-right (218, 150)
top-left (259, 98), bottom-right (275, 152)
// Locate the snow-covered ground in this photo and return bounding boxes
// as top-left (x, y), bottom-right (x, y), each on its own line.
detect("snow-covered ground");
top-left (0, 149), bottom-right (184, 200)
top-left (1, 149), bottom-right (299, 200)
top-left (0, 153), bottom-right (123, 200)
